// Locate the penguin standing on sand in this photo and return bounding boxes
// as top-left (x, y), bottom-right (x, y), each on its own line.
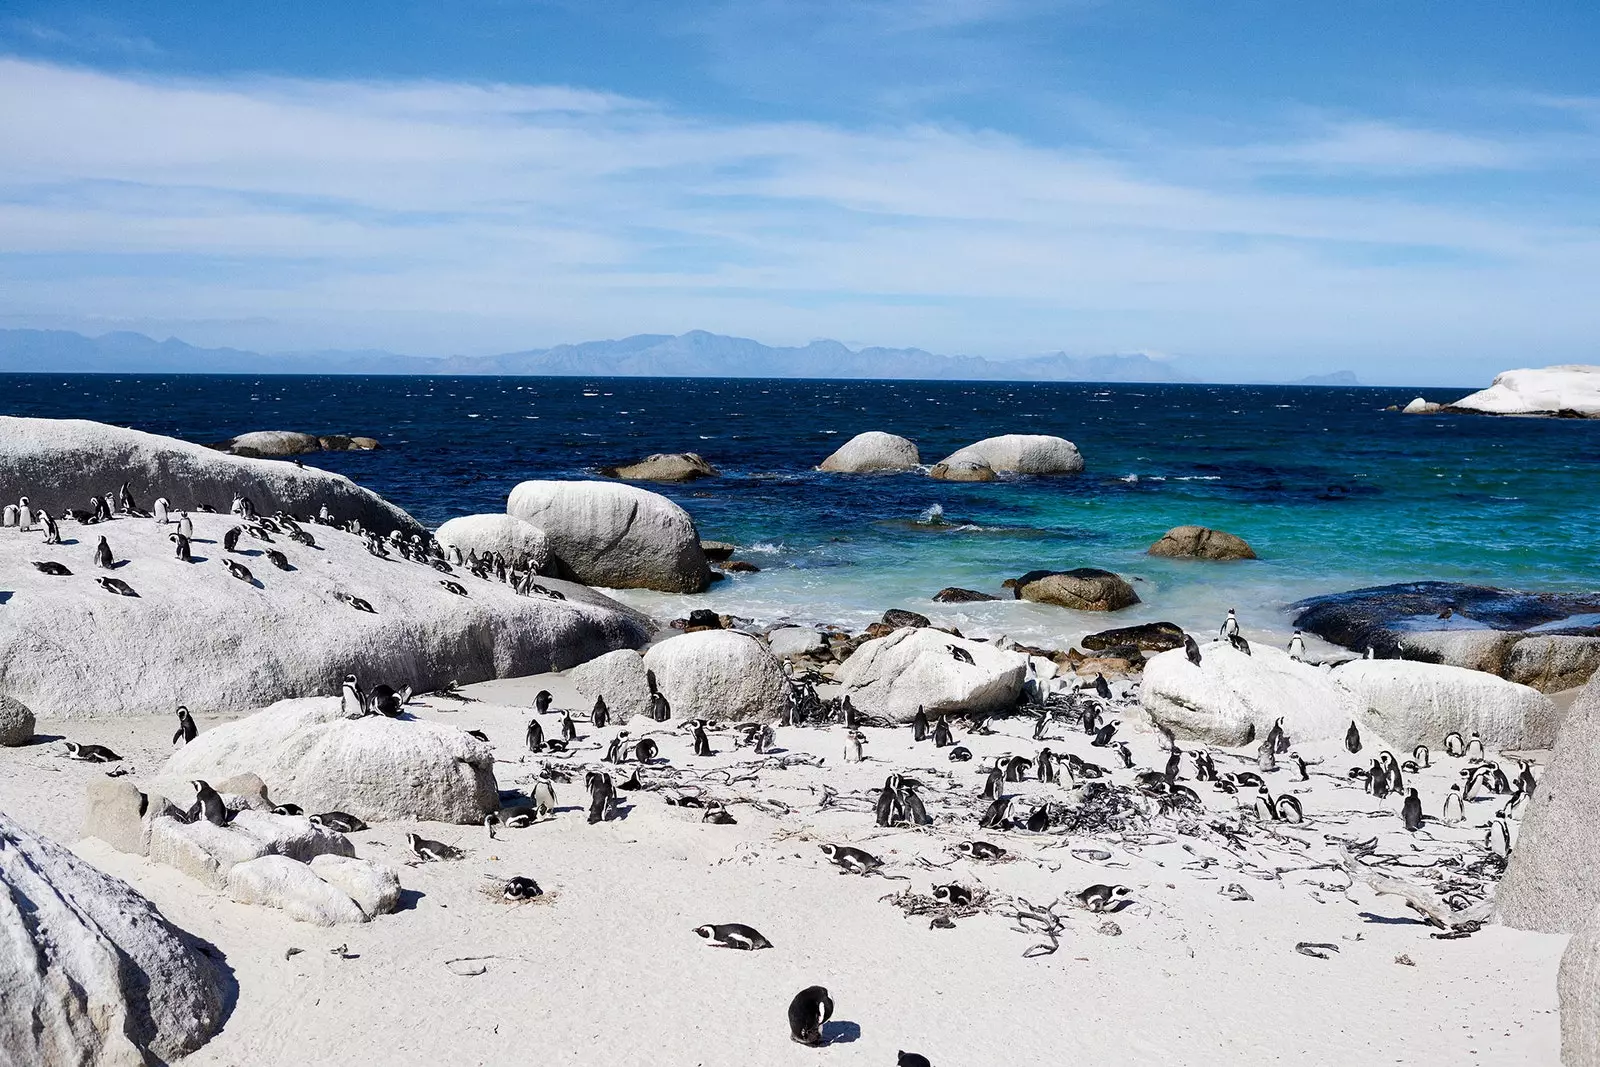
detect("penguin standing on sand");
top-left (40, 511), bottom-right (60, 544)
top-left (693, 722), bottom-right (713, 757)
top-left (94, 536), bottom-right (114, 569)
top-left (1287, 630), bottom-right (1306, 661)
top-left (844, 730), bottom-right (864, 763)
top-left (586, 770), bottom-right (615, 824)
top-left (1401, 788), bottom-right (1423, 831)
top-left (525, 716), bottom-right (545, 752)
top-left (912, 707), bottom-right (929, 742)
top-left (177, 512), bottom-right (193, 539)
top-left (1486, 817), bottom-right (1512, 859)
top-left (173, 706), bottom-right (197, 745)
top-left (154, 497), bottom-right (170, 525)
top-left (1443, 731), bottom-right (1465, 758)
top-left (171, 533), bottom-right (192, 562)
top-left (1465, 732), bottom-right (1485, 761)
top-left (591, 695), bottom-right (609, 729)
top-left (1442, 784), bottom-right (1465, 824)
top-left (933, 716), bottom-right (952, 748)
top-left (787, 986), bottom-right (834, 1047)
top-left (1345, 721), bottom-right (1362, 754)
top-left (562, 711), bottom-right (578, 744)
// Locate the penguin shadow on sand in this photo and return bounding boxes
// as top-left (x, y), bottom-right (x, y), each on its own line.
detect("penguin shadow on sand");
top-left (819, 1021), bottom-right (861, 1046)
top-left (14, 732), bottom-right (66, 747)
top-left (1358, 910), bottom-right (1430, 927)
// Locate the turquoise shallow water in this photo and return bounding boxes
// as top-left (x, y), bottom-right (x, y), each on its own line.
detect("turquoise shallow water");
top-left (4, 374), bottom-right (1597, 651)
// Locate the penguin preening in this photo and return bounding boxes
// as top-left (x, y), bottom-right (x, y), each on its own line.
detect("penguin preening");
top-left (1091, 720), bottom-right (1119, 747)
top-left (526, 716), bottom-right (545, 752)
top-left (787, 986), bottom-right (834, 1047)
top-left (171, 532), bottom-right (192, 562)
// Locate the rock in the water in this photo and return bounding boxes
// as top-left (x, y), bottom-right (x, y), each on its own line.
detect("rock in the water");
top-left (0, 510), bottom-right (648, 718)
top-left (506, 479), bottom-right (713, 593)
top-left (0, 692), bottom-right (33, 745)
top-left (154, 697), bottom-right (499, 824)
top-left (1147, 525), bottom-right (1257, 561)
top-left (226, 855), bottom-right (368, 926)
top-left (882, 609), bottom-right (931, 630)
top-left (1081, 621), bottom-right (1186, 653)
top-left (317, 435), bottom-right (379, 452)
top-left (1560, 902), bottom-right (1600, 1065)
top-left (817, 431), bottom-right (920, 473)
top-left (0, 416), bottom-right (418, 535)
top-left (641, 630), bottom-right (789, 721)
top-left (1506, 635), bottom-right (1600, 693)
top-left (1332, 660), bottom-right (1556, 751)
top-left (835, 627), bottom-right (1026, 722)
top-left (0, 812), bottom-right (229, 1064)
top-left (767, 626), bottom-right (828, 658)
top-left (700, 541), bottom-right (736, 562)
top-left (927, 459), bottom-right (995, 482)
top-left (309, 854), bottom-right (402, 919)
top-left (1500, 676), bottom-right (1600, 933)
top-left (221, 430), bottom-right (323, 457)
top-left (1141, 641), bottom-right (1361, 745)
top-left (932, 434), bottom-right (1084, 476)
top-left (933, 587), bottom-right (998, 603)
top-left (567, 648), bottom-right (654, 721)
top-left (599, 452), bottom-right (718, 482)
top-left (1449, 365), bottom-right (1600, 418)
top-left (1011, 568), bottom-right (1140, 612)
top-left (1402, 397), bottom-right (1441, 414)
top-left (434, 513), bottom-right (552, 571)
top-left (684, 608), bottom-right (724, 631)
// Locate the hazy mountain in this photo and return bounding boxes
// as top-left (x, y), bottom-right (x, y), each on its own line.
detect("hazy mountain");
top-left (1286, 370), bottom-right (1362, 386)
top-left (0, 327), bottom-right (1193, 382)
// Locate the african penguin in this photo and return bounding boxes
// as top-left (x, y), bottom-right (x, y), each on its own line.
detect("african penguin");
top-left (787, 986), bottom-right (834, 1047)
top-left (819, 843), bottom-right (881, 874)
top-left (63, 741), bottom-right (121, 762)
top-left (173, 706), bottom-right (197, 745)
top-left (1075, 884), bottom-right (1131, 912)
top-left (1287, 630), bottom-right (1306, 661)
top-left (406, 832), bottom-right (463, 861)
top-left (190, 780), bottom-right (230, 827)
top-left (1401, 788), bottom-right (1423, 832)
top-left (503, 877), bottom-right (543, 900)
top-left (694, 923), bottom-right (772, 950)
top-left (310, 812), bottom-right (367, 833)
top-left (1345, 721), bottom-right (1362, 755)
top-left (94, 536), bottom-right (114, 569)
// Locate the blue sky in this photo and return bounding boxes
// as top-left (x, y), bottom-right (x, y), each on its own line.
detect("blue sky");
top-left (1, 1), bottom-right (1597, 383)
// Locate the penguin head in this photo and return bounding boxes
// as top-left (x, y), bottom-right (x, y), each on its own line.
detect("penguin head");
top-left (818, 844), bottom-right (839, 859)
top-left (693, 925), bottom-right (715, 940)
top-left (191, 780), bottom-right (210, 796)
top-left (405, 832), bottom-right (422, 851)
top-left (1111, 885), bottom-right (1132, 899)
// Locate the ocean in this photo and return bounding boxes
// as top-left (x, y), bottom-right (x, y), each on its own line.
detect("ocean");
top-left (4, 373), bottom-right (1597, 652)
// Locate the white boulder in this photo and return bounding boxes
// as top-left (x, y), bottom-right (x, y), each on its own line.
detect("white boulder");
top-left (767, 626), bottom-right (828, 658)
top-left (506, 479), bottom-right (712, 593)
top-left (155, 697), bottom-right (499, 824)
top-left (0, 813), bottom-right (229, 1065)
top-left (1402, 397), bottom-right (1441, 414)
top-left (223, 430), bottom-right (323, 456)
top-left (434, 513), bottom-right (552, 571)
top-left (932, 434), bottom-right (1084, 475)
top-left (567, 647), bottom-right (654, 721)
top-left (1451, 365), bottom-right (1600, 417)
top-left (0, 692), bottom-right (33, 745)
top-left (1561, 902), bottom-right (1600, 1065)
top-left (641, 630), bottom-right (789, 721)
top-left (1333, 660), bottom-right (1557, 751)
top-left (0, 509), bottom-right (649, 718)
top-left (1142, 641), bottom-right (1361, 745)
top-left (1506, 635), bottom-right (1600, 693)
top-left (836, 628), bottom-right (1026, 722)
top-left (818, 432), bottom-right (920, 473)
top-left (310, 854), bottom-right (402, 919)
top-left (226, 855), bottom-right (367, 926)
top-left (148, 816), bottom-right (272, 889)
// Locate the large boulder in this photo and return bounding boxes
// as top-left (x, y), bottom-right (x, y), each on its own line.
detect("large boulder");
top-left (767, 627), bottom-right (828, 658)
top-left (1147, 525), bottom-right (1257, 561)
top-left (506, 480), bottom-right (713, 593)
top-left (147, 818), bottom-right (272, 890)
top-left (933, 587), bottom-right (999, 603)
top-left (309, 855), bottom-right (401, 919)
top-left (1332, 660), bottom-right (1557, 751)
top-left (1500, 677), bottom-right (1600, 933)
top-left (1141, 641), bottom-right (1361, 745)
top-left (1081, 621), bottom-right (1186, 653)
top-left (82, 779), bottom-right (167, 856)
top-left (1560, 903), bottom-right (1600, 1065)
top-left (434, 513), bottom-right (552, 571)
top-left (927, 459), bottom-right (994, 482)
top-left (225, 856), bottom-right (368, 926)
top-left (836, 628), bottom-right (1026, 722)
top-left (1011, 568), bottom-right (1140, 612)
top-left (818, 432), bottom-right (920, 473)
top-left (0, 692), bottom-right (33, 745)
top-left (220, 430), bottom-right (322, 457)
top-left (0, 814), bottom-right (230, 1066)
top-left (641, 631), bottom-right (789, 721)
top-left (567, 648), bottom-right (654, 721)
top-left (0, 416), bottom-right (419, 535)
top-left (1449, 365), bottom-right (1600, 417)
top-left (0, 510), bottom-right (648, 718)
top-left (932, 434), bottom-right (1084, 476)
top-left (154, 697), bottom-right (499, 824)
top-left (599, 452), bottom-right (718, 483)
top-left (1506, 636), bottom-right (1600, 693)
top-left (1396, 630), bottom-right (1521, 676)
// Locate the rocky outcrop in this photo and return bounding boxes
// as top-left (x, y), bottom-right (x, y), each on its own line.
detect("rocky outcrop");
top-left (434, 514), bottom-right (552, 571)
top-left (1332, 660), bottom-right (1557, 751)
top-left (932, 434), bottom-right (1084, 476)
top-left (927, 459), bottom-right (995, 482)
top-left (0, 510), bottom-right (649, 718)
top-left (0, 813), bottom-right (231, 1065)
top-left (220, 431), bottom-right (381, 456)
top-left (1560, 902), bottom-right (1600, 1065)
top-left (309, 855), bottom-right (401, 919)
top-left (83, 779), bottom-right (164, 856)
top-left (700, 541), bottom-right (736, 562)
top-left (882, 609), bottom-right (931, 630)
top-left (1395, 630), bottom-right (1521, 676)
top-left (1081, 621), bottom-right (1186, 653)
top-left (567, 648), bottom-right (654, 721)
top-left (933, 587), bottom-right (998, 603)
top-left (226, 856), bottom-right (369, 926)
top-left (599, 452), bottom-right (718, 482)
top-left (1142, 641), bottom-right (1361, 745)
top-left (1506, 636), bottom-right (1600, 693)
top-left (1010, 568), bottom-right (1140, 612)
top-left (1499, 676), bottom-right (1600, 934)
top-left (1147, 525), bottom-right (1257, 561)
top-left (1402, 397), bottom-right (1441, 414)
top-left (767, 627), bottom-right (828, 658)
top-left (506, 480), bottom-right (713, 593)
top-left (1449, 365), bottom-right (1600, 418)
top-left (0, 692), bottom-right (32, 745)
top-left (836, 628), bottom-right (1026, 722)
top-left (155, 697), bottom-right (499, 824)
top-left (818, 432), bottom-right (920, 473)
top-left (641, 631), bottom-right (789, 721)
top-left (0, 416), bottom-right (417, 535)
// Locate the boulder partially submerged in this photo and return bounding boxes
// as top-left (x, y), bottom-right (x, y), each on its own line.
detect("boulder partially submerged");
top-left (0, 511), bottom-right (649, 718)
top-left (1010, 568), bottom-right (1140, 612)
top-left (932, 434), bottom-right (1084, 476)
top-left (154, 697), bottom-right (499, 824)
top-left (1332, 660), bottom-right (1556, 751)
top-left (641, 631), bottom-right (789, 721)
top-left (1147, 525), bottom-right (1257, 561)
top-left (1449, 365), bottom-right (1600, 418)
top-left (933, 587), bottom-right (999, 603)
top-left (506, 480), bottom-right (713, 593)
top-left (434, 513), bottom-right (552, 571)
top-left (1141, 641), bottom-right (1361, 745)
top-left (219, 431), bottom-right (381, 457)
top-left (836, 628), bottom-right (1026, 722)
top-left (818, 432), bottom-right (920, 473)
top-left (0, 812), bottom-right (230, 1065)
top-left (1081, 621), bottom-right (1186, 653)
top-left (0, 416), bottom-right (417, 535)
top-left (599, 452), bottom-right (718, 482)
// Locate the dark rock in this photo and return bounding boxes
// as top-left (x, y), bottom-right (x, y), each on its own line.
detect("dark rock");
top-left (685, 609), bottom-right (724, 632)
top-left (1291, 582), bottom-right (1600, 657)
top-left (700, 541), bottom-right (736, 562)
top-left (933, 587), bottom-right (999, 603)
top-left (1009, 568), bottom-right (1140, 612)
top-left (725, 560), bottom-right (761, 573)
top-left (1148, 525), bottom-right (1256, 561)
top-left (882, 609), bottom-right (931, 629)
top-left (1081, 621), bottom-right (1186, 653)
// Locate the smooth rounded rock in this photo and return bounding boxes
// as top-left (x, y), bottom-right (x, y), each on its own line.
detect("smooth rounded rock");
top-left (932, 434), bottom-right (1084, 476)
top-left (1147, 525), bottom-right (1257, 561)
top-left (599, 452), bottom-right (718, 482)
top-left (1012, 568), bottom-right (1140, 612)
top-left (1142, 641), bottom-right (1361, 745)
top-left (566, 648), bottom-right (654, 721)
top-left (641, 630), bottom-right (789, 721)
top-left (0, 692), bottom-right (33, 745)
top-left (1333, 659), bottom-right (1557, 751)
top-left (222, 430), bottom-right (322, 457)
top-left (226, 855), bottom-right (367, 926)
top-left (435, 513), bottom-right (553, 571)
top-left (818, 431), bottom-right (920, 473)
top-left (836, 627), bottom-right (1026, 722)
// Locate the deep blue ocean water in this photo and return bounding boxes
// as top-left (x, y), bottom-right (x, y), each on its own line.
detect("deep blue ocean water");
top-left (4, 374), bottom-right (1597, 650)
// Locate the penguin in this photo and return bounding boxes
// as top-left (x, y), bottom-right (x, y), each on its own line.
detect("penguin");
top-left (270, 804), bottom-right (304, 816)
top-left (586, 770), bottom-right (615, 824)
top-left (310, 811), bottom-right (367, 833)
top-left (1274, 794), bottom-right (1304, 823)
top-left (1111, 740), bottom-right (1134, 769)
top-left (190, 780), bottom-right (230, 827)
top-left (1287, 630), bottom-right (1306, 661)
top-left (898, 1054), bottom-right (933, 1067)
top-left (1257, 737), bottom-right (1276, 773)
top-left (94, 536), bottom-right (114, 569)
top-left (1379, 751), bottom-right (1403, 793)
top-left (947, 745), bottom-right (972, 762)
top-left (171, 532), bottom-right (193, 562)
top-left (1037, 747), bottom-right (1059, 784)
top-left (1367, 760), bottom-right (1390, 799)
top-left (649, 691), bottom-right (671, 722)
top-left (332, 591), bottom-right (375, 613)
top-left (980, 764), bottom-right (1005, 802)
top-left (503, 876), bottom-right (543, 900)
top-left (1221, 609), bottom-right (1240, 639)
top-left (266, 549), bottom-right (292, 571)
top-left (525, 713), bottom-right (548, 752)
top-left (532, 780), bottom-right (557, 818)
top-left (224, 559), bottom-right (255, 584)
top-left (1441, 785), bottom-right (1465, 825)
top-left (40, 511), bottom-right (60, 544)
top-left (1345, 721), bottom-right (1362, 755)
top-left (899, 782), bottom-right (931, 826)
top-left (1443, 731), bottom-right (1465, 758)
top-left (1228, 632), bottom-right (1252, 656)
top-left (912, 707), bottom-right (929, 742)
top-left (1075, 884), bottom-right (1131, 912)
top-left (634, 738), bottom-right (659, 763)
top-left (223, 526), bottom-right (243, 553)
top-left (484, 803), bottom-right (539, 838)
top-left (1401, 788), bottom-right (1423, 832)
top-left (875, 776), bottom-right (904, 827)
top-left (562, 712), bottom-right (578, 744)
top-left (63, 741), bottom-right (121, 762)
top-left (819, 843), bottom-right (881, 875)
top-left (1413, 744), bottom-right (1431, 769)
top-left (154, 497), bottom-right (170, 525)
top-left (931, 883), bottom-right (972, 906)
top-left (956, 840), bottom-right (1006, 861)
top-left (591, 695), bottom-right (609, 729)
top-left (1093, 673), bottom-right (1112, 700)
top-left (787, 986), bottom-right (834, 1047)
top-left (16, 496), bottom-right (32, 530)
top-left (533, 690), bottom-right (553, 716)
top-left (1091, 720), bottom-right (1119, 747)
top-left (1003, 754), bottom-right (1033, 782)
top-left (95, 576), bottom-right (138, 596)
top-left (1194, 751), bottom-right (1217, 781)
top-left (173, 705), bottom-right (197, 745)
top-left (177, 512), bottom-right (193, 539)
top-left (31, 560), bottom-right (71, 576)
top-left (369, 684), bottom-right (409, 717)
top-left (1025, 805), bottom-right (1051, 832)
top-left (1082, 703), bottom-right (1103, 735)
top-left (1465, 732), bottom-right (1485, 761)
top-left (604, 736), bottom-right (623, 763)
top-left (1364, 646), bottom-right (1375, 660)
top-left (1252, 786), bottom-right (1277, 821)
top-left (844, 730), bottom-right (864, 763)
top-left (694, 923), bottom-right (772, 950)
top-left (1184, 633), bottom-right (1203, 666)
top-left (340, 675), bottom-right (366, 717)
top-left (1291, 751), bottom-right (1311, 782)
top-left (693, 722), bottom-right (713, 757)
top-left (1, 503), bottom-right (14, 527)
top-left (933, 717), bottom-right (953, 748)
top-left (1514, 759), bottom-right (1538, 798)
top-left (1486, 817), bottom-right (1512, 859)
top-left (1165, 746), bottom-right (1182, 783)
top-left (406, 832), bottom-right (463, 861)
top-left (948, 644), bottom-right (975, 665)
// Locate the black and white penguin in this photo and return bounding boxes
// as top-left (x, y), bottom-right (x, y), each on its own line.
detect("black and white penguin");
top-left (948, 644), bottom-right (975, 665)
top-left (1037, 747), bottom-right (1059, 784)
top-left (1194, 751), bottom-right (1217, 781)
top-left (586, 770), bottom-right (615, 824)
top-left (1291, 751), bottom-right (1311, 782)
top-left (1164, 746), bottom-right (1183, 783)
top-left (1401, 788), bottom-right (1423, 831)
top-left (1025, 805), bottom-right (1051, 832)
top-left (634, 738), bottom-right (660, 763)
top-left (1257, 736), bottom-right (1277, 773)
top-left (94, 576), bottom-right (138, 596)
top-left (1486, 817), bottom-right (1512, 859)
top-left (173, 706), bottom-right (197, 745)
top-left (1413, 744), bottom-right (1431, 769)
top-left (406, 832), bottom-right (463, 861)
top-left (694, 923), bottom-right (772, 950)
top-left (1441, 785), bottom-right (1465, 825)
top-left (1184, 633), bottom-right (1203, 666)
top-left (1076, 884), bottom-right (1131, 912)
top-left (224, 559), bottom-right (254, 583)
top-left (1228, 632), bottom-right (1252, 656)
top-left (266, 549), bottom-right (292, 571)
top-left (947, 745), bottom-right (972, 762)
top-left (561, 711), bottom-right (578, 744)
top-left (933, 717), bottom-right (953, 748)
top-left (1251, 786), bottom-right (1277, 821)
top-left (534, 690), bottom-right (553, 716)
top-left (340, 675), bottom-right (366, 717)
top-left (271, 803), bottom-right (304, 816)
top-left (332, 591), bottom-right (375, 613)
top-left (370, 684), bottom-right (409, 717)
top-left (1465, 732), bottom-right (1485, 761)
top-left (1091, 720), bottom-right (1119, 747)
top-left (1082, 702), bottom-right (1102, 735)
top-left (912, 707), bottom-right (929, 742)
top-left (844, 729), bottom-right (864, 763)
top-left (310, 811), bottom-right (367, 833)
top-left (1091, 673), bottom-right (1112, 700)
top-left (787, 986), bottom-right (834, 1047)
top-left (1111, 740), bottom-right (1134, 769)
top-left (1443, 731), bottom-right (1466, 758)
top-left (931, 883), bottom-right (972, 906)
top-left (1515, 759), bottom-right (1538, 798)
top-left (1287, 630), bottom-right (1306, 661)
top-left (1266, 717), bottom-right (1288, 754)
top-left (177, 512), bottom-right (193, 539)
top-left (649, 691), bottom-right (671, 722)
top-left (526, 716), bottom-right (545, 752)
top-left (956, 840), bottom-right (1006, 861)
top-left (1345, 721), bottom-right (1363, 755)
top-left (692, 722), bottom-right (712, 757)
top-left (977, 795), bottom-right (1010, 830)
top-left (591, 695), bottom-right (609, 729)
top-left (190, 780), bottom-right (230, 827)
top-left (94, 536), bottom-right (114, 569)
top-left (484, 803), bottom-right (539, 838)
top-left (503, 876), bottom-right (543, 901)
top-left (64, 741), bottom-right (122, 762)
top-left (1379, 751), bottom-right (1403, 793)
top-left (153, 497), bottom-right (170, 525)
top-left (1220, 609), bottom-right (1240, 639)
top-left (31, 560), bottom-right (71, 576)
top-left (1274, 794), bottom-right (1304, 823)
top-left (170, 532), bottom-right (192, 562)
top-left (40, 510), bottom-right (60, 544)
top-left (1367, 760), bottom-right (1390, 799)
top-left (223, 526), bottom-right (242, 553)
